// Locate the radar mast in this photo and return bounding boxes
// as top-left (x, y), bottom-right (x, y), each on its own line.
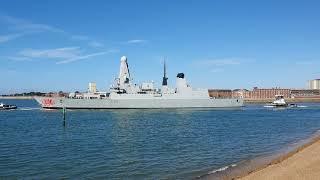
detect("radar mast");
top-left (162, 57), bottom-right (168, 86)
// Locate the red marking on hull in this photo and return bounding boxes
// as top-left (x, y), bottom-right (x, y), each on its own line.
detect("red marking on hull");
top-left (42, 98), bottom-right (54, 107)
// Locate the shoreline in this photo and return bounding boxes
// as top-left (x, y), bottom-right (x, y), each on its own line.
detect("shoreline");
top-left (200, 130), bottom-right (320, 180)
top-left (237, 132), bottom-right (320, 179)
top-left (0, 96), bottom-right (34, 100)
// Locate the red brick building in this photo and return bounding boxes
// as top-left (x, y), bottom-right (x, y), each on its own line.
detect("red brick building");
top-left (232, 89), bottom-right (250, 98)
top-left (291, 89), bottom-right (320, 99)
top-left (248, 87), bottom-right (291, 99)
top-left (232, 87), bottom-right (291, 99)
top-left (208, 89), bottom-right (232, 98)
top-left (211, 87), bottom-right (320, 100)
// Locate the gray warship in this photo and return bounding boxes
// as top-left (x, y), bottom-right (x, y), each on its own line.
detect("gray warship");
top-left (34, 56), bottom-right (243, 109)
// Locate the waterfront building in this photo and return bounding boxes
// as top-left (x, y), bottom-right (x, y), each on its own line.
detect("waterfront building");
top-left (88, 82), bottom-right (97, 93)
top-left (232, 89), bottom-right (250, 98)
top-left (248, 87), bottom-right (291, 99)
top-left (213, 88), bottom-right (291, 99)
top-left (208, 89), bottom-right (232, 98)
top-left (291, 89), bottom-right (320, 99)
top-left (207, 87), bottom-right (320, 100)
top-left (308, 79), bottom-right (320, 89)
top-left (291, 89), bottom-right (320, 96)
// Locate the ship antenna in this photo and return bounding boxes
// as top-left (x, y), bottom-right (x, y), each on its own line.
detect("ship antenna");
top-left (162, 57), bottom-right (168, 86)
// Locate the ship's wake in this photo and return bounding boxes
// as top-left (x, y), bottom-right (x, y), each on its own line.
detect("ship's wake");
top-left (18, 107), bottom-right (41, 111)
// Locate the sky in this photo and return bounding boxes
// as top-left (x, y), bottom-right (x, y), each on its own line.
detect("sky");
top-left (1, 0), bottom-right (320, 94)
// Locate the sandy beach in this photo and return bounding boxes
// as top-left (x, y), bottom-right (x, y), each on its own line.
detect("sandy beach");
top-left (239, 136), bottom-right (320, 180)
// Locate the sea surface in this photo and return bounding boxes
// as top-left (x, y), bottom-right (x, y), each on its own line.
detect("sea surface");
top-left (1, 99), bottom-right (320, 179)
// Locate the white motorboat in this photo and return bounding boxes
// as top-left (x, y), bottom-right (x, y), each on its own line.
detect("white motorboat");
top-left (0, 102), bottom-right (17, 110)
top-left (264, 95), bottom-right (297, 108)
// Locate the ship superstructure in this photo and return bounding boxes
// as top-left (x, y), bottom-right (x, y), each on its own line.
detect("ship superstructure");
top-left (35, 56), bottom-right (243, 109)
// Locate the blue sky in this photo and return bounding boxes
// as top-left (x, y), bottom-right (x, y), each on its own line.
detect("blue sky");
top-left (1, 0), bottom-right (320, 94)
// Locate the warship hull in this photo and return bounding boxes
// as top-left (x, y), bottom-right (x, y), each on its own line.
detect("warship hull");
top-left (34, 97), bottom-right (244, 109)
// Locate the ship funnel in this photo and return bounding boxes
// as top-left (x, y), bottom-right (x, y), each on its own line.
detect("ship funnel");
top-left (176, 72), bottom-right (188, 92)
top-left (177, 73), bottom-right (184, 79)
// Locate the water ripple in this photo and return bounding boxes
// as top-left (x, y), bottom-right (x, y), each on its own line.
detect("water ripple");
top-left (0, 100), bottom-right (320, 179)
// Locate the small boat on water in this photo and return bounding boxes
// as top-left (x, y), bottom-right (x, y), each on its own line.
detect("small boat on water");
top-left (264, 95), bottom-right (297, 108)
top-left (0, 102), bottom-right (17, 110)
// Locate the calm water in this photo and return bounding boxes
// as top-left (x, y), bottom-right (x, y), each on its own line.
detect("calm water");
top-left (1, 99), bottom-right (320, 179)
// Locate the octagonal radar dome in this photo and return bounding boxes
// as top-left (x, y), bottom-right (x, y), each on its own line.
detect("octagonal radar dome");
top-left (121, 56), bottom-right (127, 62)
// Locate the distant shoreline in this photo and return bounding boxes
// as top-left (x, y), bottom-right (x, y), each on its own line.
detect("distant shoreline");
top-left (0, 96), bottom-right (34, 99)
